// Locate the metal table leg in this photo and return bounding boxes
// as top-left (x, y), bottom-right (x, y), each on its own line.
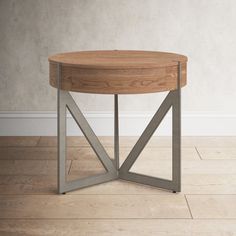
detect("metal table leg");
top-left (57, 62), bottom-right (181, 194)
top-left (119, 62), bottom-right (181, 192)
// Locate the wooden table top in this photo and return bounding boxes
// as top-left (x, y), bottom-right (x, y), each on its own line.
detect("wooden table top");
top-left (49, 50), bottom-right (187, 94)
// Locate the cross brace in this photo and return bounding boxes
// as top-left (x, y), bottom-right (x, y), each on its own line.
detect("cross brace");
top-left (57, 63), bottom-right (181, 194)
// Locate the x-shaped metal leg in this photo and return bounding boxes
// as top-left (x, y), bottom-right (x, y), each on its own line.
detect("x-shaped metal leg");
top-left (119, 89), bottom-right (181, 192)
top-left (57, 63), bottom-right (181, 194)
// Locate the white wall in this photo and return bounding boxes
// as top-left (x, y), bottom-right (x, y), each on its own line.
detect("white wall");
top-left (0, 0), bottom-right (236, 135)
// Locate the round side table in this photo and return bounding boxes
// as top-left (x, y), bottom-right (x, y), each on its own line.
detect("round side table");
top-left (49, 50), bottom-right (188, 194)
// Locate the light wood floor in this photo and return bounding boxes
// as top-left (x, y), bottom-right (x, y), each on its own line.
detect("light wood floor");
top-left (0, 136), bottom-right (236, 235)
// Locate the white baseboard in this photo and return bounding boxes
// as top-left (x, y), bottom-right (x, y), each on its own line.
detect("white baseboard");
top-left (0, 111), bottom-right (236, 136)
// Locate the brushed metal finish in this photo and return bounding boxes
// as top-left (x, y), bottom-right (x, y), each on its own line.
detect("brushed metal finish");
top-left (57, 62), bottom-right (182, 194)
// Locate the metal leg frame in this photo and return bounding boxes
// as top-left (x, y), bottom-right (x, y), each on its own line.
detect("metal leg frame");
top-left (57, 62), bottom-right (181, 194)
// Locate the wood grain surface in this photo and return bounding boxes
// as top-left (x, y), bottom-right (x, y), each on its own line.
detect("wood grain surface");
top-left (49, 50), bottom-right (187, 94)
top-left (1, 136), bottom-right (236, 235)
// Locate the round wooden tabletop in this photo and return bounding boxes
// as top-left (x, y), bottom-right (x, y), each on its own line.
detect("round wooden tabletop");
top-left (49, 50), bottom-right (187, 94)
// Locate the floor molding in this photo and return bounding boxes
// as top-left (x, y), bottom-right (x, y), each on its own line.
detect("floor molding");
top-left (0, 111), bottom-right (236, 136)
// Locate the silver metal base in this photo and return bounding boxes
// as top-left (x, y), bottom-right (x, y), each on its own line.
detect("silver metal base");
top-left (57, 63), bottom-right (182, 194)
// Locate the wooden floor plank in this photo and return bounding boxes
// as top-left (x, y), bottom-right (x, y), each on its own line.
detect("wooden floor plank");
top-left (37, 136), bottom-right (173, 147)
top-left (0, 147), bottom-right (199, 160)
top-left (184, 136), bottom-right (236, 147)
top-left (0, 147), bottom-right (80, 160)
top-left (37, 136), bottom-right (236, 147)
top-left (1, 174), bottom-right (236, 195)
top-left (37, 136), bottom-right (90, 147)
top-left (0, 137), bottom-right (40, 147)
top-left (0, 219), bottom-right (236, 236)
top-left (0, 136), bottom-right (235, 148)
top-left (0, 195), bottom-right (190, 219)
top-left (197, 147), bottom-right (236, 159)
top-left (1, 136), bottom-right (236, 235)
top-left (70, 147), bottom-right (199, 161)
top-left (129, 147), bottom-right (199, 160)
top-left (0, 176), bottom-right (57, 194)
top-left (69, 159), bottom-right (236, 177)
top-left (182, 174), bottom-right (236, 194)
top-left (0, 160), bottom-right (71, 175)
top-left (186, 195), bottom-right (236, 219)
top-left (38, 136), bottom-right (167, 148)
top-left (179, 160), bottom-right (236, 174)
